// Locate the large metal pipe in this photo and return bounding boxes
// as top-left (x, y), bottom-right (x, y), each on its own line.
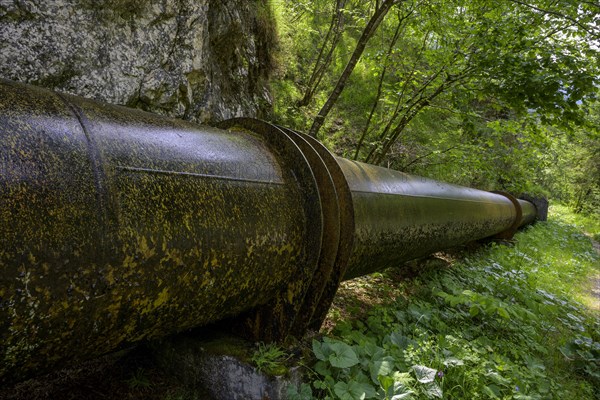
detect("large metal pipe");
top-left (338, 159), bottom-right (518, 279)
top-left (0, 80), bottom-right (536, 384)
top-left (518, 198), bottom-right (537, 227)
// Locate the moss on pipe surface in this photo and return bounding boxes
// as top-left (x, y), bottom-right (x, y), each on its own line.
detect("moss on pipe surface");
top-left (0, 80), bottom-right (318, 384)
top-left (0, 80), bottom-right (536, 384)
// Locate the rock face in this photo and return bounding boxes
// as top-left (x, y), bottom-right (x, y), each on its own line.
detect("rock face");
top-left (0, 0), bottom-right (275, 123)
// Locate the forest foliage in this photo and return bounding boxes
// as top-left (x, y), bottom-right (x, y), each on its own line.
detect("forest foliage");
top-left (268, 0), bottom-right (600, 215)
top-left (286, 205), bottom-right (600, 400)
top-left (262, 4), bottom-right (600, 398)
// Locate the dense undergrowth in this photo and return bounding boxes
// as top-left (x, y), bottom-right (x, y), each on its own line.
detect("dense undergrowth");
top-left (289, 205), bottom-right (600, 400)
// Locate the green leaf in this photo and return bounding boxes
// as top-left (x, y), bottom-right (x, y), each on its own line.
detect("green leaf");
top-left (370, 355), bottom-right (395, 383)
top-left (411, 365), bottom-right (437, 384)
top-left (469, 305), bottom-right (480, 317)
top-left (483, 385), bottom-right (501, 399)
top-left (391, 393), bottom-right (413, 400)
top-left (524, 354), bottom-right (546, 372)
top-left (287, 383), bottom-right (313, 400)
top-left (497, 307), bottom-right (510, 319)
top-left (328, 342), bottom-right (360, 368)
top-left (314, 360), bottom-right (331, 377)
top-left (381, 375), bottom-right (415, 400)
top-left (442, 357), bottom-right (464, 367)
top-left (424, 383), bottom-right (443, 399)
top-left (312, 340), bottom-right (329, 361)
top-left (333, 381), bottom-right (375, 400)
top-left (392, 372), bottom-right (414, 385)
top-left (378, 375), bottom-right (394, 392)
top-left (389, 332), bottom-right (411, 349)
top-left (362, 342), bottom-right (382, 357)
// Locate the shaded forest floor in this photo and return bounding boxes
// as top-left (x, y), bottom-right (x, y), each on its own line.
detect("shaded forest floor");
top-left (0, 347), bottom-right (198, 400)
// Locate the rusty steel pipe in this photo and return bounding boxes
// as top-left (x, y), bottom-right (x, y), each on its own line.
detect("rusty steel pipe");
top-left (337, 160), bottom-right (520, 279)
top-left (0, 81), bottom-right (323, 383)
top-left (0, 80), bottom-right (536, 384)
top-left (518, 198), bottom-right (537, 227)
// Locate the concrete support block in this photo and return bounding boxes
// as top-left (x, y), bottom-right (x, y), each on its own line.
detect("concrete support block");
top-left (151, 331), bottom-right (302, 400)
top-left (519, 194), bottom-right (549, 222)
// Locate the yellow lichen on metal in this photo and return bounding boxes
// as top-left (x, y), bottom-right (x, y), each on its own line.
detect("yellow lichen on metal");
top-left (0, 80), bottom-right (538, 385)
top-left (0, 80), bottom-right (308, 384)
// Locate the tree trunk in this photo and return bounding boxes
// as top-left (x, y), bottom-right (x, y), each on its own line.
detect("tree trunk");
top-left (308, 0), bottom-right (397, 138)
top-left (297, 0), bottom-right (346, 107)
top-left (354, 14), bottom-right (406, 160)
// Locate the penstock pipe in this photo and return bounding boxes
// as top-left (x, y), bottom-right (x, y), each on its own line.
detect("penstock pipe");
top-left (0, 79), bottom-right (536, 384)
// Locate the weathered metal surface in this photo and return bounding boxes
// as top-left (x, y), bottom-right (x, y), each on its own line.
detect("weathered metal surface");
top-left (518, 199), bottom-right (537, 227)
top-left (519, 194), bottom-right (548, 221)
top-left (336, 159), bottom-right (517, 279)
top-left (275, 125), bottom-right (355, 332)
top-left (215, 119), bottom-right (324, 342)
top-left (0, 80), bottom-right (319, 383)
top-left (0, 79), bottom-right (537, 384)
top-left (488, 191), bottom-right (523, 240)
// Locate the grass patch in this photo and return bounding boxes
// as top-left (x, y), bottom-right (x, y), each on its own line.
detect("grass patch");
top-left (251, 342), bottom-right (291, 376)
top-left (291, 206), bottom-right (600, 399)
top-left (551, 204), bottom-right (600, 242)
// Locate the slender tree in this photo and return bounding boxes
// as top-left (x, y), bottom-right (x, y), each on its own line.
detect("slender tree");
top-left (353, 7), bottom-right (413, 159)
top-left (308, 0), bottom-right (398, 138)
top-left (297, 0), bottom-right (347, 107)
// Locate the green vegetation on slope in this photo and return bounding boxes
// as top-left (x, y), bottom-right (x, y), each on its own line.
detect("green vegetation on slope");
top-left (290, 206), bottom-right (600, 399)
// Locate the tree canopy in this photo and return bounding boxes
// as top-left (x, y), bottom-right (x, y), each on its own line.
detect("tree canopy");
top-left (270, 0), bottom-right (600, 214)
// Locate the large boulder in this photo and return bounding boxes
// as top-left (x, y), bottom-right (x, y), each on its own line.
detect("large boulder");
top-left (0, 0), bottom-right (276, 123)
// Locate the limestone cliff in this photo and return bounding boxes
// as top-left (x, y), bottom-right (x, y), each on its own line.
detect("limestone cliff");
top-left (0, 0), bottom-right (276, 123)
